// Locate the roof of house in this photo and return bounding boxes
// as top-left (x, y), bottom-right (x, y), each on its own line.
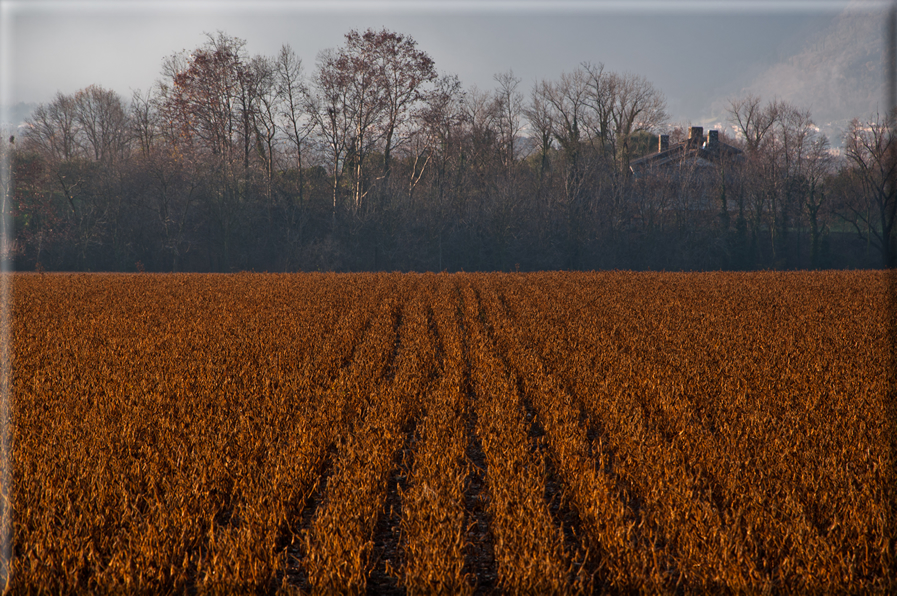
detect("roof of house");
top-left (630, 127), bottom-right (743, 175)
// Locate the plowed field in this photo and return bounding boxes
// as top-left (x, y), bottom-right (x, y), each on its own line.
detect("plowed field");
top-left (8, 271), bottom-right (894, 593)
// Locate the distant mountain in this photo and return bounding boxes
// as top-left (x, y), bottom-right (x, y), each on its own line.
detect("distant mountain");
top-left (706, 1), bottom-right (885, 146)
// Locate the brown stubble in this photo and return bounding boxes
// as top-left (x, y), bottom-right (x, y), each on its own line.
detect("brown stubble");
top-left (8, 271), bottom-right (893, 594)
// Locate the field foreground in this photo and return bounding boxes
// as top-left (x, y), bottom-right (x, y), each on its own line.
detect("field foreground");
top-left (8, 271), bottom-right (894, 593)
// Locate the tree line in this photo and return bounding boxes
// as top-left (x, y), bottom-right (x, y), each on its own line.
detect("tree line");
top-left (4, 29), bottom-right (896, 272)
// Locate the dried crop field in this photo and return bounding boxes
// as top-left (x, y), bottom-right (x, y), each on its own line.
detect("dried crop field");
top-left (9, 271), bottom-right (894, 593)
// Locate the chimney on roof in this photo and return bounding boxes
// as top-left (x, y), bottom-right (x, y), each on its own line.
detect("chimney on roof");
top-left (707, 129), bottom-right (719, 149)
top-left (687, 126), bottom-right (703, 149)
top-left (658, 134), bottom-right (669, 152)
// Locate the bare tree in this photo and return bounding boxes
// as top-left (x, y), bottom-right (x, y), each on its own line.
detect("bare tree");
top-left (367, 29), bottom-right (436, 194)
top-left (415, 73), bottom-right (465, 268)
top-left (841, 114), bottom-right (897, 267)
top-left (246, 55), bottom-right (280, 188)
top-left (310, 31), bottom-right (395, 213)
top-left (275, 45), bottom-right (314, 203)
top-left (775, 104), bottom-right (831, 266)
top-left (306, 48), bottom-right (355, 221)
top-left (801, 133), bottom-right (834, 267)
top-left (131, 88), bottom-right (159, 160)
top-left (158, 32), bottom-right (272, 269)
top-left (727, 94), bottom-right (780, 155)
top-left (416, 73), bottom-right (465, 206)
top-left (26, 85), bottom-right (130, 166)
top-left (462, 84), bottom-right (503, 203)
top-left (159, 32), bottom-right (251, 166)
top-left (493, 70), bottom-right (524, 175)
top-left (582, 62), bottom-right (615, 161)
top-left (73, 85), bottom-right (131, 165)
top-left (22, 87), bottom-right (134, 267)
top-left (524, 82), bottom-right (554, 191)
top-left (727, 95), bottom-right (785, 264)
top-left (538, 70), bottom-right (591, 204)
top-left (607, 72), bottom-right (667, 176)
top-left (25, 93), bottom-right (79, 162)
top-left (728, 98), bottom-right (833, 266)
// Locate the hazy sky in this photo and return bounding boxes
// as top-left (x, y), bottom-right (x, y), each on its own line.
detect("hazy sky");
top-left (0, 0), bottom-right (884, 126)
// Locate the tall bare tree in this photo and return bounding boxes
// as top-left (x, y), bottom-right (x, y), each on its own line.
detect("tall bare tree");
top-left (583, 62), bottom-right (615, 160)
top-left (158, 32), bottom-right (269, 269)
top-left (366, 29), bottom-right (437, 194)
top-left (246, 55), bottom-right (280, 188)
top-left (416, 73), bottom-right (465, 207)
top-left (841, 114), bottom-right (897, 267)
top-left (159, 32), bottom-right (251, 166)
top-left (524, 83), bottom-right (554, 190)
top-left (306, 48), bottom-right (355, 221)
top-left (727, 94), bottom-right (780, 155)
top-left (25, 93), bottom-right (79, 163)
top-left (131, 88), bottom-right (159, 160)
top-left (493, 70), bottom-right (524, 176)
top-left (73, 85), bottom-right (131, 165)
top-left (801, 133), bottom-right (834, 268)
top-left (537, 70), bottom-right (591, 204)
top-left (275, 45), bottom-right (314, 204)
top-left (22, 86), bottom-right (133, 267)
top-left (727, 95), bottom-right (785, 263)
top-left (310, 31), bottom-right (397, 213)
top-left (607, 72), bottom-right (667, 176)
top-left (775, 104), bottom-right (831, 266)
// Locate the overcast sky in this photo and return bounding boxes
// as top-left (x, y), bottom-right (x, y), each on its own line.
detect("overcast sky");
top-left (0, 0), bottom-right (886, 126)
